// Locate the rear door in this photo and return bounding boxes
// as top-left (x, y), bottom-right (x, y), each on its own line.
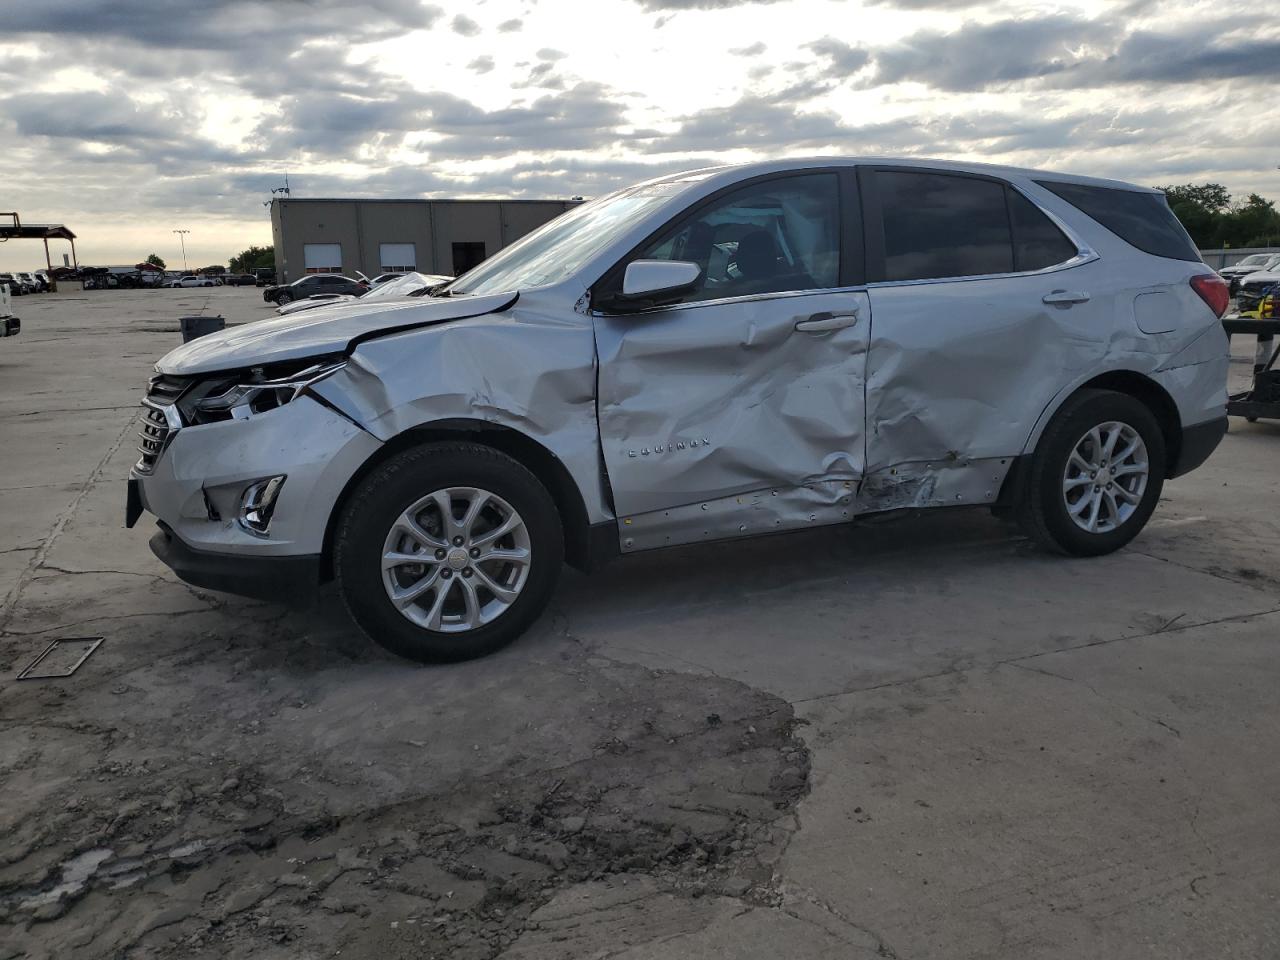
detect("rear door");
top-left (859, 167), bottom-right (1110, 511)
top-left (594, 170), bottom-right (872, 552)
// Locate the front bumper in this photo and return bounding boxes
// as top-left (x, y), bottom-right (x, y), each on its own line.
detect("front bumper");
top-left (128, 392), bottom-right (381, 561)
top-left (149, 523), bottom-right (320, 601)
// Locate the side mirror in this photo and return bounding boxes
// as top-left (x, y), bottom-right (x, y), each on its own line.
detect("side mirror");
top-left (601, 260), bottom-right (702, 314)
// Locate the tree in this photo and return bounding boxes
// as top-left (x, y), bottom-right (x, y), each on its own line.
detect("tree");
top-left (229, 244), bottom-right (274, 273)
top-left (1156, 183), bottom-right (1231, 248)
top-left (1157, 183), bottom-right (1280, 249)
top-left (145, 253), bottom-right (166, 269)
top-left (1160, 183), bottom-right (1230, 213)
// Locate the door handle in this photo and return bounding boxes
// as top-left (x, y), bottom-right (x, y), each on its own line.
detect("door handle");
top-left (1042, 290), bottom-right (1091, 306)
top-left (795, 310), bottom-right (859, 333)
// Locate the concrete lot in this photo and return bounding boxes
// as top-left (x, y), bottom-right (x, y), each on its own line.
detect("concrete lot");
top-left (2, 288), bottom-right (1278, 959)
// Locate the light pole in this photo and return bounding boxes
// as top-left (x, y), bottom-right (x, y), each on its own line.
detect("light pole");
top-left (172, 229), bottom-right (190, 273)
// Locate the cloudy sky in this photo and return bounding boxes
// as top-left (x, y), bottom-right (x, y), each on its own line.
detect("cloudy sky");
top-left (1, 0), bottom-right (1278, 270)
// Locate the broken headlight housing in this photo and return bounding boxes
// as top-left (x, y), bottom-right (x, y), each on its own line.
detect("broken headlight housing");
top-left (177, 356), bottom-right (347, 425)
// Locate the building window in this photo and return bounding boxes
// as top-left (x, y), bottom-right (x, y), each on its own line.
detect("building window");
top-left (303, 243), bottom-right (342, 274)
top-left (452, 241), bottom-right (487, 276)
top-left (378, 243), bottom-right (416, 273)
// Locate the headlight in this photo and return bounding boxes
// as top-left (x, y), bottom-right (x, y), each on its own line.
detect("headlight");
top-left (178, 356), bottom-right (347, 424)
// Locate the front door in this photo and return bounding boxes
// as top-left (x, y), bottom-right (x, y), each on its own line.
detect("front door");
top-left (593, 171), bottom-right (872, 552)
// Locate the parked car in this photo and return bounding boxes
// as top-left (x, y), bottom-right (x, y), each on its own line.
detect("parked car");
top-left (224, 273), bottom-right (257, 286)
top-left (261, 274), bottom-right (366, 305)
top-left (1219, 253), bottom-right (1280, 295)
top-left (0, 272), bottom-right (25, 296)
top-left (128, 158), bottom-right (1230, 664)
top-left (275, 272), bottom-right (450, 315)
top-left (164, 275), bottom-right (216, 288)
top-left (255, 268), bottom-right (276, 286)
top-left (33, 271), bottom-right (51, 292)
top-left (1237, 267), bottom-right (1280, 316)
top-left (15, 271), bottom-right (41, 293)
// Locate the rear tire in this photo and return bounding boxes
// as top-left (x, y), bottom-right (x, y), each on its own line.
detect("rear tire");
top-left (335, 442), bottom-right (563, 663)
top-left (1015, 389), bottom-right (1165, 556)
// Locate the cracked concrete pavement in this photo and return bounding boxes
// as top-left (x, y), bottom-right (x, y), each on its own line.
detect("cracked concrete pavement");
top-left (2, 288), bottom-right (1278, 959)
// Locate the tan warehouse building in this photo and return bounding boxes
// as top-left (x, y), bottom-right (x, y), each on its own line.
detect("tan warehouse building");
top-left (269, 197), bottom-right (581, 284)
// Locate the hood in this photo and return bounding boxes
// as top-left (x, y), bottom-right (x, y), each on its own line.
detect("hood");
top-left (1241, 269), bottom-right (1280, 284)
top-left (157, 292), bottom-right (517, 376)
top-left (276, 294), bottom-right (354, 316)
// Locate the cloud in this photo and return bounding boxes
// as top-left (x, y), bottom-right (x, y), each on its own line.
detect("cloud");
top-left (805, 37), bottom-right (870, 75)
top-left (537, 48), bottom-right (569, 61)
top-left (497, 17), bottom-right (524, 31)
top-left (5, 0), bottom-right (444, 52)
top-left (730, 42), bottom-right (766, 56)
top-left (450, 13), bottom-right (481, 36)
top-left (856, 16), bottom-right (1280, 92)
top-left (632, 0), bottom-right (786, 8)
top-left (864, 16), bottom-right (1087, 90)
top-left (467, 55), bottom-right (495, 74)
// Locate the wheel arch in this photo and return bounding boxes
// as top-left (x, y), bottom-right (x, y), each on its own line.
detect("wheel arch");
top-left (1001, 369), bottom-right (1182, 506)
top-left (320, 418), bottom-right (599, 581)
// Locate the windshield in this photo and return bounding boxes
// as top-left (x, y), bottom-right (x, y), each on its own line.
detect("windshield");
top-left (1239, 255), bottom-right (1268, 266)
top-left (362, 272), bottom-right (435, 300)
top-left (448, 184), bottom-right (681, 296)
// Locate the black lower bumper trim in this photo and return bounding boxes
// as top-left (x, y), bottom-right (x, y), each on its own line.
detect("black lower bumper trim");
top-left (149, 525), bottom-right (320, 603)
top-left (1170, 416), bottom-right (1227, 478)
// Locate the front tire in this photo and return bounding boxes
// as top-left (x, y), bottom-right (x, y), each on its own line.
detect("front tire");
top-left (335, 442), bottom-right (564, 663)
top-left (276, 292), bottom-right (293, 305)
top-left (1015, 389), bottom-right (1166, 556)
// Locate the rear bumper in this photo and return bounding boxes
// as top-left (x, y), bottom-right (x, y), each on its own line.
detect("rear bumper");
top-left (149, 524), bottom-right (320, 601)
top-left (1169, 416), bottom-right (1227, 479)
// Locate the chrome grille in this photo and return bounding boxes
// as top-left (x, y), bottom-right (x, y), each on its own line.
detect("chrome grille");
top-left (135, 402), bottom-right (175, 474)
top-left (135, 374), bottom-right (190, 474)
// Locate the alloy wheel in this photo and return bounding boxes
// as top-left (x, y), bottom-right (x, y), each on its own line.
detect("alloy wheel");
top-left (1062, 421), bottom-right (1149, 533)
top-left (380, 486), bottom-right (532, 632)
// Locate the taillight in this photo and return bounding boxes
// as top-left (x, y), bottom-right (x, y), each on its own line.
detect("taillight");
top-left (1190, 274), bottom-right (1229, 319)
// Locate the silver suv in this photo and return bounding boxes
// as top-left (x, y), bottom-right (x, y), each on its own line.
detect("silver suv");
top-left (127, 159), bottom-right (1230, 662)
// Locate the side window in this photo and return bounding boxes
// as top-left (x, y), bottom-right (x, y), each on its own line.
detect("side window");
top-left (879, 171), bottom-right (1013, 281)
top-left (1035, 180), bottom-right (1200, 262)
top-left (1009, 190), bottom-right (1077, 271)
top-left (636, 174), bottom-right (840, 303)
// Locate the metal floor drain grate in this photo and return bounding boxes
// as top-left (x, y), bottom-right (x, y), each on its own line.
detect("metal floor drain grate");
top-left (16, 637), bottom-right (105, 680)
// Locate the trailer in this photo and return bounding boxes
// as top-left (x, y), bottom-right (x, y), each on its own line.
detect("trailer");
top-left (1223, 312), bottom-right (1280, 423)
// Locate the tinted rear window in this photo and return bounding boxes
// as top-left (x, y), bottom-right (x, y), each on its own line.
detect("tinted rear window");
top-left (1035, 180), bottom-right (1200, 262)
top-left (879, 171), bottom-right (1013, 281)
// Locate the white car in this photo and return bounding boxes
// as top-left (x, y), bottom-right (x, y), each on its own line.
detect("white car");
top-left (1219, 253), bottom-right (1280, 293)
top-left (164, 275), bottom-right (215, 288)
top-left (275, 273), bottom-right (450, 316)
top-left (129, 157), bottom-right (1230, 664)
top-left (0, 283), bottom-right (19, 339)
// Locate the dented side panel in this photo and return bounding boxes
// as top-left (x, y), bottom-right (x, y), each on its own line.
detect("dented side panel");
top-left (595, 291), bottom-right (871, 531)
top-left (309, 288), bottom-right (613, 525)
top-left (864, 263), bottom-right (1113, 489)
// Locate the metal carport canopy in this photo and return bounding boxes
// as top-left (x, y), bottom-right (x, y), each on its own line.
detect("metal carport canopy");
top-left (0, 217), bottom-right (79, 271)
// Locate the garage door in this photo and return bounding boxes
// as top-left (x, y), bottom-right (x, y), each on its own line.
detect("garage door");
top-left (303, 243), bottom-right (342, 274)
top-left (379, 243), bottom-right (416, 273)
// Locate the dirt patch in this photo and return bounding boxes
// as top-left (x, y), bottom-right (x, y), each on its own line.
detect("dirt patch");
top-left (1, 607), bottom-right (810, 959)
